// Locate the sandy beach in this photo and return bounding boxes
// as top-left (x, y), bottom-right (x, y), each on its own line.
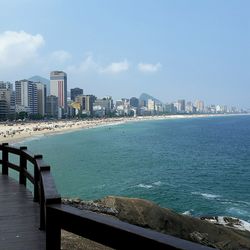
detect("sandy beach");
top-left (0, 114), bottom-right (243, 145)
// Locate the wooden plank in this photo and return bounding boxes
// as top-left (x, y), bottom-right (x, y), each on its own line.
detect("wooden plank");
top-left (0, 175), bottom-right (45, 249)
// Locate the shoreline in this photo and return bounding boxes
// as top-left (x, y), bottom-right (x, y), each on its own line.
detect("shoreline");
top-left (0, 113), bottom-right (248, 145)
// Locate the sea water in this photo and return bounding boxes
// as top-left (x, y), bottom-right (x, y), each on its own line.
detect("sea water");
top-left (15, 115), bottom-right (250, 222)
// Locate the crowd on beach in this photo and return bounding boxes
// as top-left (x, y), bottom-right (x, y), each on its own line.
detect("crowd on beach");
top-left (0, 114), bottom-right (240, 144)
top-left (0, 118), bottom-right (127, 144)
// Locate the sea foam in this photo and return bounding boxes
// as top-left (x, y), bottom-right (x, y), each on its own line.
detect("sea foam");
top-left (137, 184), bottom-right (153, 189)
top-left (191, 192), bottom-right (221, 199)
top-left (217, 217), bottom-right (250, 232)
top-left (153, 181), bottom-right (162, 186)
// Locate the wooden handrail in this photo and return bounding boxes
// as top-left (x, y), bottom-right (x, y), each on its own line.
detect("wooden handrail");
top-left (0, 143), bottom-right (214, 250)
top-left (46, 204), bottom-right (214, 250)
top-left (0, 143), bottom-right (61, 230)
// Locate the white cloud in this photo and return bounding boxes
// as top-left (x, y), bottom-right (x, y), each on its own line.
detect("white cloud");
top-left (100, 60), bottom-right (129, 74)
top-left (138, 62), bottom-right (162, 73)
top-left (0, 30), bottom-right (44, 68)
top-left (50, 50), bottom-right (72, 64)
top-left (66, 54), bottom-right (99, 74)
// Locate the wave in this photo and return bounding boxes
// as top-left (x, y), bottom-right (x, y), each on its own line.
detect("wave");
top-left (182, 210), bottom-right (194, 216)
top-left (14, 134), bottom-right (45, 144)
top-left (191, 192), bottom-right (221, 199)
top-left (136, 184), bottom-right (153, 189)
top-left (153, 181), bottom-right (162, 186)
top-left (217, 216), bottom-right (250, 232)
top-left (226, 207), bottom-right (249, 217)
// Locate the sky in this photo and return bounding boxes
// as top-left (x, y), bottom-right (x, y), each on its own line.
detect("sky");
top-left (0, 0), bottom-right (249, 108)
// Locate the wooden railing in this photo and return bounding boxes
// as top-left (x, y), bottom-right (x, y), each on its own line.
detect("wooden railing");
top-left (0, 142), bottom-right (61, 231)
top-left (0, 143), bottom-right (214, 250)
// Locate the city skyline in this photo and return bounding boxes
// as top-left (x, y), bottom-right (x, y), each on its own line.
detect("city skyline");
top-left (1, 73), bottom-right (245, 121)
top-left (0, 0), bottom-right (249, 108)
top-left (0, 73), bottom-right (247, 111)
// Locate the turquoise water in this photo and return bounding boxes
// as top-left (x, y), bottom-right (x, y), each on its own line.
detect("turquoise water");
top-left (15, 115), bottom-right (250, 222)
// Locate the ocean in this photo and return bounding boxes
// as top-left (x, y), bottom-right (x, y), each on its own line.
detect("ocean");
top-left (14, 115), bottom-right (250, 222)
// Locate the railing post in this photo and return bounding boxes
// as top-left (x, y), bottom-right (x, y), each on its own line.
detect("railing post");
top-left (40, 183), bottom-right (45, 230)
top-left (2, 143), bottom-right (9, 175)
top-left (46, 205), bottom-right (61, 250)
top-left (39, 165), bottom-right (50, 230)
top-left (19, 146), bottom-right (27, 186)
top-left (34, 154), bottom-right (42, 203)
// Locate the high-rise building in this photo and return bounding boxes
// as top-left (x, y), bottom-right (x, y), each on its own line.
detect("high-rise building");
top-left (130, 97), bottom-right (139, 108)
top-left (50, 71), bottom-right (67, 114)
top-left (195, 100), bottom-right (204, 113)
top-left (147, 99), bottom-right (155, 112)
top-left (15, 80), bottom-right (38, 115)
top-left (0, 81), bottom-right (15, 119)
top-left (70, 88), bottom-right (83, 101)
top-left (93, 97), bottom-right (113, 115)
top-left (177, 99), bottom-right (185, 113)
top-left (46, 95), bottom-right (58, 117)
top-left (35, 82), bottom-right (47, 116)
top-left (185, 101), bottom-right (195, 113)
top-left (165, 103), bottom-right (176, 114)
top-left (75, 95), bottom-right (95, 116)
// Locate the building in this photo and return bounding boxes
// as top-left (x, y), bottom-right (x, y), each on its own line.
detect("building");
top-left (75, 95), bottom-right (95, 116)
top-left (35, 82), bottom-right (47, 116)
top-left (195, 100), bottom-right (204, 113)
top-left (130, 97), bottom-right (139, 108)
top-left (70, 87), bottom-right (83, 101)
top-left (176, 99), bottom-right (185, 113)
top-left (50, 71), bottom-right (67, 115)
top-left (46, 95), bottom-right (58, 117)
top-left (15, 80), bottom-right (38, 115)
top-left (165, 103), bottom-right (176, 114)
top-left (0, 82), bottom-right (15, 119)
top-left (185, 102), bottom-right (195, 113)
top-left (147, 99), bottom-right (155, 114)
top-left (93, 97), bottom-right (113, 116)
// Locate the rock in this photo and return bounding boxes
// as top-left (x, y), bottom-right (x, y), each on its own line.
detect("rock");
top-left (62, 198), bottom-right (118, 216)
top-left (189, 232), bottom-right (216, 248)
top-left (62, 196), bottom-right (250, 250)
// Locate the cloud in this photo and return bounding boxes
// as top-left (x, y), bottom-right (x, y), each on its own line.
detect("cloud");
top-left (50, 50), bottom-right (72, 63)
top-left (0, 30), bottom-right (44, 68)
top-left (66, 54), bottom-right (99, 73)
top-left (100, 60), bottom-right (129, 74)
top-left (138, 62), bottom-right (162, 73)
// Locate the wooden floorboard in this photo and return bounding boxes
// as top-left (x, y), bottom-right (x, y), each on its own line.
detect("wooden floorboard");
top-left (0, 175), bottom-right (45, 250)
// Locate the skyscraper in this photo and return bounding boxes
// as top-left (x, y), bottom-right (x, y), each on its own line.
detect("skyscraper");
top-left (70, 87), bottom-right (83, 101)
top-left (46, 95), bottom-right (58, 117)
top-left (130, 97), bottom-right (139, 108)
top-left (75, 95), bottom-right (95, 116)
top-left (15, 80), bottom-right (38, 115)
top-left (147, 99), bottom-right (155, 111)
top-left (35, 82), bottom-right (47, 116)
top-left (0, 81), bottom-right (15, 119)
top-left (195, 100), bottom-right (204, 113)
top-left (177, 99), bottom-right (185, 113)
top-left (50, 71), bottom-right (67, 115)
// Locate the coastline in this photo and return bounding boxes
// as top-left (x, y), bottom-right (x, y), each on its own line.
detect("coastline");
top-left (0, 113), bottom-right (247, 145)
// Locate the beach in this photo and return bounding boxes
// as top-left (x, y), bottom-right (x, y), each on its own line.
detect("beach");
top-left (0, 114), bottom-right (242, 144)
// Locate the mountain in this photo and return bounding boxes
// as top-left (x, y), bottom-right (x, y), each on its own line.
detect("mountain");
top-left (29, 75), bottom-right (50, 95)
top-left (29, 75), bottom-right (50, 85)
top-left (139, 93), bottom-right (163, 104)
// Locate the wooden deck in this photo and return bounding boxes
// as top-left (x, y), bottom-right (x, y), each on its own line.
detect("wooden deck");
top-left (0, 175), bottom-right (45, 250)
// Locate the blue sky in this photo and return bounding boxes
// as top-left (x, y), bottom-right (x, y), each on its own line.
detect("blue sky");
top-left (0, 0), bottom-right (249, 107)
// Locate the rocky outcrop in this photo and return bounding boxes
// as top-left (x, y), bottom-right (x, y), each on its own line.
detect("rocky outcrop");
top-left (62, 196), bottom-right (250, 250)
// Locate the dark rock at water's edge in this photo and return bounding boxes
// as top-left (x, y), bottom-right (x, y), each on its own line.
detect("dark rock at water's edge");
top-left (62, 196), bottom-right (250, 250)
